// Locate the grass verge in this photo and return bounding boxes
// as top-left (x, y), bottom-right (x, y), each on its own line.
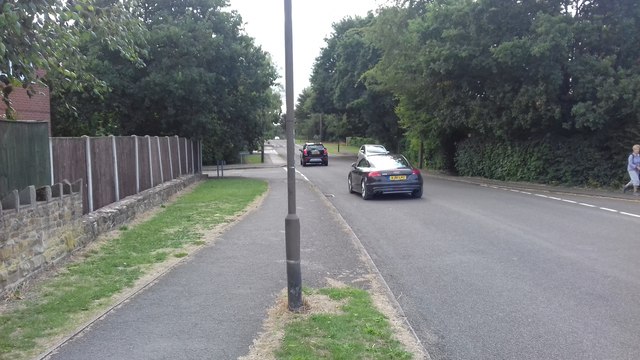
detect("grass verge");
top-left (295, 140), bottom-right (359, 155)
top-left (241, 286), bottom-right (414, 360)
top-left (277, 287), bottom-right (412, 359)
top-left (0, 178), bottom-right (267, 360)
top-left (322, 143), bottom-right (359, 156)
top-left (243, 153), bottom-right (265, 164)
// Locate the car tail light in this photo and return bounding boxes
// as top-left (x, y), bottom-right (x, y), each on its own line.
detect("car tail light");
top-left (412, 168), bottom-right (421, 175)
top-left (303, 149), bottom-right (307, 156)
top-left (368, 171), bottom-right (381, 178)
top-left (323, 148), bottom-right (328, 155)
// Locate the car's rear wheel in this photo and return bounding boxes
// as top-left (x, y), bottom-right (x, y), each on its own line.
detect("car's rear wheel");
top-left (361, 179), bottom-right (372, 200)
top-left (348, 175), bottom-right (355, 193)
top-left (412, 187), bottom-right (423, 198)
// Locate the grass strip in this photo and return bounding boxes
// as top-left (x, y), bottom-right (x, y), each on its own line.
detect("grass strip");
top-left (322, 143), bottom-right (359, 156)
top-left (243, 153), bottom-right (265, 164)
top-left (295, 140), bottom-right (359, 155)
top-left (0, 178), bottom-right (267, 360)
top-left (276, 287), bottom-right (413, 360)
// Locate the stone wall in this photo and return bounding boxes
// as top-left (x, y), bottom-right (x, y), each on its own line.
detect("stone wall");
top-left (0, 174), bottom-right (206, 296)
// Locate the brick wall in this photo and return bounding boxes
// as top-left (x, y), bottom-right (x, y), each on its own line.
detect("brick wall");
top-left (0, 83), bottom-right (51, 127)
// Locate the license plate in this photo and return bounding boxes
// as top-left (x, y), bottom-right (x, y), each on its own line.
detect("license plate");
top-left (312, 150), bottom-right (320, 155)
top-left (389, 175), bottom-right (406, 181)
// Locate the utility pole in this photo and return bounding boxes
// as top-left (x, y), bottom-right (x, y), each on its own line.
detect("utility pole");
top-left (261, 112), bottom-right (265, 164)
top-left (284, 0), bottom-right (303, 311)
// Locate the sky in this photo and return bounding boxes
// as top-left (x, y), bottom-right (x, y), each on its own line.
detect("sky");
top-left (227, 0), bottom-right (385, 109)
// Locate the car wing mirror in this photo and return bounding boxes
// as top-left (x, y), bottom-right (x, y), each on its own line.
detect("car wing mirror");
top-left (351, 162), bottom-right (356, 169)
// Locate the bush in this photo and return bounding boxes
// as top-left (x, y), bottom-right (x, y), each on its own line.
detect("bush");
top-left (455, 135), bottom-right (626, 187)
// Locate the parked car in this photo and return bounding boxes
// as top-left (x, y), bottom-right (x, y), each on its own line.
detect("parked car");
top-left (356, 144), bottom-right (389, 162)
top-left (300, 142), bottom-right (328, 166)
top-left (348, 153), bottom-right (422, 199)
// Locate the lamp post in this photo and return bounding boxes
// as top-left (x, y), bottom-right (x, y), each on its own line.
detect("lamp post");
top-left (284, 0), bottom-right (303, 311)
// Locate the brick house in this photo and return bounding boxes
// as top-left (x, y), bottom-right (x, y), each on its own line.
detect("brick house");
top-left (0, 70), bottom-right (51, 134)
top-left (0, 84), bottom-right (51, 121)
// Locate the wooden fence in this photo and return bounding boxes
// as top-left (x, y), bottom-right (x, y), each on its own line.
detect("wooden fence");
top-left (0, 120), bottom-right (51, 199)
top-left (51, 135), bottom-right (201, 214)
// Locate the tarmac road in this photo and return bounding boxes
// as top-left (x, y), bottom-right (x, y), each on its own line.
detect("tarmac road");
top-left (287, 141), bottom-right (640, 360)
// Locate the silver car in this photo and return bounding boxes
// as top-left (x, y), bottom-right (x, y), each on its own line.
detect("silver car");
top-left (356, 144), bottom-right (388, 162)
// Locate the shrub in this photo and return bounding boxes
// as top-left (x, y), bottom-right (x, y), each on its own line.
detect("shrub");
top-left (455, 135), bottom-right (626, 187)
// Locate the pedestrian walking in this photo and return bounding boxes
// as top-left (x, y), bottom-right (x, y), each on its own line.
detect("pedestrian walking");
top-left (623, 144), bottom-right (640, 195)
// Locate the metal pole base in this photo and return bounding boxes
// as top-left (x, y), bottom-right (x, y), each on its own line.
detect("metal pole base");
top-left (285, 214), bottom-right (303, 311)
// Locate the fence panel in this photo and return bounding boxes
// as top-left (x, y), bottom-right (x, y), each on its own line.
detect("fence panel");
top-left (51, 137), bottom-right (88, 213)
top-left (50, 135), bottom-right (195, 213)
top-left (159, 137), bottom-right (171, 181)
top-left (187, 140), bottom-right (193, 174)
top-left (116, 136), bottom-right (137, 199)
top-left (90, 137), bottom-right (116, 211)
top-left (138, 137), bottom-right (151, 191)
top-left (181, 138), bottom-right (188, 175)
top-left (194, 140), bottom-right (201, 173)
top-left (0, 120), bottom-right (50, 198)
top-left (150, 137), bottom-right (161, 187)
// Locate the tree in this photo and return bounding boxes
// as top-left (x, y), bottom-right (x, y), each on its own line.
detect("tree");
top-left (307, 14), bottom-right (400, 149)
top-left (0, 0), bottom-right (146, 120)
top-left (133, 0), bottom-right (279, 162)
top-left (367, 0), bottom-right (640, 184)
top-left (48, 0), bottom-right (281, 164)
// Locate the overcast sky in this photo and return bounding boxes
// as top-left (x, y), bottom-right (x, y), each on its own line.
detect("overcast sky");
top-left (227, 0), bottom-right (385, 108)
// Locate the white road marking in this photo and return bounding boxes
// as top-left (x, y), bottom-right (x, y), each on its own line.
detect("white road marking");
top-left (483, 184), bottom-right (640, 219)
top-left (621, 212), bottom-right (640, 218)
top-left (283, 167), bottom-right (309, 182)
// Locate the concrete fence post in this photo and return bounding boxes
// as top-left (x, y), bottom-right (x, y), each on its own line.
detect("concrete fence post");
top-left (83, 135), bottom-right (94, 212)
top-left (167, 137), bottom-right (173, 180)
top-left (133, 135), bottom-right (140, 194)
top-left (146, 135), bottom-right (153, 187)
top-left (111, 135), bottom-right (120, 201)
top-left (49, 137), bottom-right (54, 185)
top-left (176, 136), bottom-right (182, 176)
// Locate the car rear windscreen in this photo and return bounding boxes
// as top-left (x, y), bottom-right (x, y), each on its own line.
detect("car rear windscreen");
top-left (369, 156), bottom-right (410, 169)
top-left (368, 146), bottom-right (387, 153)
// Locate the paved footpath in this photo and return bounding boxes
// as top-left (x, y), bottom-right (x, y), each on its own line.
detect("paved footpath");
top-left (43, 150), bottom-right (389, 359)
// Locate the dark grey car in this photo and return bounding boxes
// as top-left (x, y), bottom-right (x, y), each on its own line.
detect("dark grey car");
top-left (348, 154), bottom-right (423, 200)
top-left (300, 143), bottom-right (328, 166)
